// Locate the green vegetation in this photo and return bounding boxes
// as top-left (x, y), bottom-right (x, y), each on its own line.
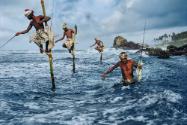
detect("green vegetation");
top-left (154, 31), bottom-right (187, 48)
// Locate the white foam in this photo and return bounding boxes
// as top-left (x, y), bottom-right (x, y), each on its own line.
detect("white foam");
top-left (110, 97), bottom-right (123, 103)
top-left (0, 101), bottom-right (10, 111)
top-left (121, 86), bottom-right (130, 90)
top-left (141, 51), bottom-right (149, 57)
top-left (138, 90), bottom-right (182, 107)
top-left (69, 113), bottom-right (96, 125)
top-left (126, 115), bottom-right (147, 122)
top-left (103, 99), bottom-right (137, 117)
top-left (163, 90), bottom-right (182, 103)
top-left (22, 109), bottom-right (74, 124)
top-left (138, 94), bottom-right (159, 106)
top-left (24, 102), bottom-right (40, 110)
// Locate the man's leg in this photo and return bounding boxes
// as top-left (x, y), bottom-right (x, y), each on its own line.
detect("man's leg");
top-left (70, 43), bottom-right (74, 54)
top-left (63, 43), bottom-right (72, 53)
top-left (63, 43), bottom-right (67, 48)
top-left (32, 41), bottom-right (44, 54)
top-left (45, 41), bottom-right (50, 53)
top-left (39, 44), bottom-right (44, 53)
top-left (96, 46), bottom-right (102, 53)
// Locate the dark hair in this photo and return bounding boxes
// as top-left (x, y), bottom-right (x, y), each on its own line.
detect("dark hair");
top-left (120, 52), bottom-right (126, 55)
top-left (119, 52), bottom-right (127, 59)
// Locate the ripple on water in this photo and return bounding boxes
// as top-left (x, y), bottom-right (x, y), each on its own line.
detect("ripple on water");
top-left (0, 49), bottom-right (187, 125)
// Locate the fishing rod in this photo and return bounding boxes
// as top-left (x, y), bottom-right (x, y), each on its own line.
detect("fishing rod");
top-left (137, 20), bottom-right (147, 82)
top-left (140, 20), bottom-right (147, 60)
top-left (0, 35), bottom-right (16, 49)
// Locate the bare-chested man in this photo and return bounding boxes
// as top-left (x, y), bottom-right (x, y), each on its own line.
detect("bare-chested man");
top-left (101, 52), bottom-right (142, 85)
top-left (15, 9), bottom-right (51, 53)
top-left (90, 38), bottom-right (104, 53)
top-left (55, 23), bottom-right (77, 54)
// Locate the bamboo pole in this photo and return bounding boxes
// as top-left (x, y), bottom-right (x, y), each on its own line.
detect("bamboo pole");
top-left (41, 0), bottom-right (55, 90)
top-left (48, 53), bottom-right (55, 90)
top-left (72, 34), bottom-right (76, 73)
top-left (100, 52), bottom-right (103, 64)
top-left (72, 51), bottom-right (75, 73)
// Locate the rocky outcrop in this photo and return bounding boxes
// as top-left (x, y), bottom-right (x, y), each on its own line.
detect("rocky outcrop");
top-left (125, 41), bottom-right (142, 49)
top-left (113, 36), bottom-right (127, 48)
top-left (113, 36), bottom-right (142, 49)
top-left (167, 44), bottom-right (187, 56)
top-left (137, 44), bottom-right (187, 59)
top-left (138, 48), bottom-right (170, 59)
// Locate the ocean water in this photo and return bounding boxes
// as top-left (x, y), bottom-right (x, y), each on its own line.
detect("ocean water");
top-left (0, 48), bottom-right (187, 125)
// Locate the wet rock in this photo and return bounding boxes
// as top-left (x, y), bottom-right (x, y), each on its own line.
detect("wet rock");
top-left (136, 48), bottom-right (170, 59)
top-left (157, 51), bottom-right (170, 59)
top-left (167, 44), bottom-right (187, 56)
top-left (113, 36), bottom-right (142, 49)
top-left (139, 44), bottom-right (187, 58)
top-left (113, 36), bottom-right (127, 48)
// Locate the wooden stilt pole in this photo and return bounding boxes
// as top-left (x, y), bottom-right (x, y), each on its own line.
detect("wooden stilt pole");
top-left (72, 52), bottom-right (75, 73)
top-left (72, 35), bottom-right (76, 73)
top-left (100, 52), bottom-right (103, 64)
top-left (41, 0), bottom-right (55, 90)
top-left (48, 52), bottom-right (55, 90)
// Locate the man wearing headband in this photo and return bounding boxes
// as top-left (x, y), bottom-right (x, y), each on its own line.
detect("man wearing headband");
top-left (55, 23), bottom-right (77, 54)
top-left (101, 52), bottom-right (142, 85)
top-left (90, 38), bottom-right (104, 53)
top-left (15, 9), bottom-right (51, 53)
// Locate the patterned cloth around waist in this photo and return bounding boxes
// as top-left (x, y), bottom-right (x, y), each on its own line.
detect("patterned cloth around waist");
top-left (30, 29), bottom-right (49, 44)
top-left (65, 38), bottom-right (74, 49)
top-left (30, 27), bottom-right (55, 50)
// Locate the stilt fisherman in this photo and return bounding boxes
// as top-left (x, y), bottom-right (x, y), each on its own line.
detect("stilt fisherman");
top-left (55, 23), bottom-right (77, 55)
top-left (90, 38), bottom-right (104, 53)
top-left (15, 9), bottom-right (52, 53)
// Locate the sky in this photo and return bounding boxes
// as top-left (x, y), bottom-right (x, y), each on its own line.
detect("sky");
top-left (0, 0), bottom-right (187, 50)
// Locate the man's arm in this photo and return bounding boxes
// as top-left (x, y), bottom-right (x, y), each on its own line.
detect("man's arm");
top-left (55, 33), bottom-right (65, 43)
top-left (90, 42), bottom-right (96, 47)
top-left (15, 23), bottom-right (32, 36)
top-left (101, 62), bottom-right (120, 78)
top-left (39, 15), bottom-right (51, 24)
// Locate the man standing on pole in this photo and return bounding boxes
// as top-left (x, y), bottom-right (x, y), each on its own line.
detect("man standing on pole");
top-left (15, 9), bottom-right (52, 53)
top-left (55, 23), bottom-right (77, 55)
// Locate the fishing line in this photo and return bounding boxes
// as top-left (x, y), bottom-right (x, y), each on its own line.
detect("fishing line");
top-left (140, 20), bottom-right (147, 61)
top-left (0, 35), bottom-right (16, 49)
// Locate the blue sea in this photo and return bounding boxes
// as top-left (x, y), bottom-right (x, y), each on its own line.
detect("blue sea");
top-left (0, 48), bottom-right (187, 125)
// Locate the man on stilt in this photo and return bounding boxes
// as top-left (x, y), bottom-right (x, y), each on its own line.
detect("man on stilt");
top-left (15, 9), bottom-right (53, 53)
top-left (90, 38), bottom-right (105, 63)
top-left (55, 23), bottom-right (77, 55)
top-left (90, 38), bottom-right (104, 53)
top-left (15, 7), bottom-right (55, 91)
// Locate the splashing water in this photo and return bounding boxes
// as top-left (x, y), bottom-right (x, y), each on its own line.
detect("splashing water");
top-left (0, 48), bottom-right (187, 125)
